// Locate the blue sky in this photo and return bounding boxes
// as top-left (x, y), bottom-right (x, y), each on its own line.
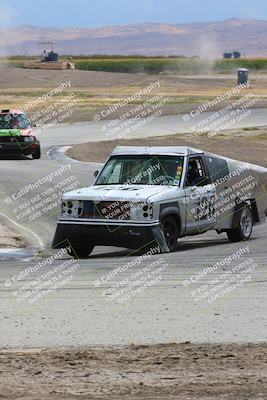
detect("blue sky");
top-left (0, 0), bottom-right (266, 28)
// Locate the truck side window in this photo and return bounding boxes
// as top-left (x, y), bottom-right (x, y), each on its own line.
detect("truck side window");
top-left (186, 157), bottom-right (208, 187)
top-left (205, 156), bottom-right (229, 182)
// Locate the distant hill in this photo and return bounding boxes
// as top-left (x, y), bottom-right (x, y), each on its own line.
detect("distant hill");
top-left (1, 18), bottom-right (267, 57)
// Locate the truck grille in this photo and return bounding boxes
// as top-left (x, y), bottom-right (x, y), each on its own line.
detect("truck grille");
top-left (82, 201), bottom-right (131, 220)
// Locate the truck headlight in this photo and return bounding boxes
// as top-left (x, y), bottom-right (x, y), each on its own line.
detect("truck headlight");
top-left (142, 203), bottom-right (153, 219)
top-left (130, 202), bottom-right (153, 220)
top-left (61, 200), bottom-right (83, 217)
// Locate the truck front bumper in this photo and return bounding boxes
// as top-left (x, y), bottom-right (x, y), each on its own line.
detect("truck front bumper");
top-left (52, 219), bottom-right (170, 253)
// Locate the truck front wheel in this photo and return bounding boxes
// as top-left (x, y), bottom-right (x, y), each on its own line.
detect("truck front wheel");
top-left (227, 205), bottom-right (253, 242)
top-left (68, 243), bottom-right (94, 259)
top-left (161, 216), bottom-right (179, 252)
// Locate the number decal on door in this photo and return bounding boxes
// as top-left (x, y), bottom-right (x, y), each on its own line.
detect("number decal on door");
top-left (196, 196), bottom-right (215, 221)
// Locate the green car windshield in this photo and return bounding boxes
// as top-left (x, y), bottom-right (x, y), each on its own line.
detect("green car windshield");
top-left (0, 114), bottom-right (31, 130)
top-left (95, 155), bottom-right (184, 186)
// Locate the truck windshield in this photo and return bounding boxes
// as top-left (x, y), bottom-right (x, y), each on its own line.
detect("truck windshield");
top-left (95, 155), bottom-right (184, 186)
top-left (0, 114), bottom-right (31, 129)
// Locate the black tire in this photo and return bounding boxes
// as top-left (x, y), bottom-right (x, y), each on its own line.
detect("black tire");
top-left (68, 243), bottom-right (94, 259)
top-left (161, 216), bottom-right (179, 252)
top-left (227, 205), bottom-right (253, 242)
top-left (32, 147), bottom-right (41, 159)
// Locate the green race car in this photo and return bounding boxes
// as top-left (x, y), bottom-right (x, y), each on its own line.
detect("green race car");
top-left (0, 109), bottom-right (41, 159)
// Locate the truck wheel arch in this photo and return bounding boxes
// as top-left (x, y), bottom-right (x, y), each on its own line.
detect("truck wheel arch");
top-left (250, 199), bottom-right (260, 223)
top-left (159, 204), bottom-right (181, 234)
top-left (232, 198), bottom-right (259, 228)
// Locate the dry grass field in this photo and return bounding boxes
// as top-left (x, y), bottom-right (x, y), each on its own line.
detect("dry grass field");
top-left (1, 67), bottom-right (267, 123)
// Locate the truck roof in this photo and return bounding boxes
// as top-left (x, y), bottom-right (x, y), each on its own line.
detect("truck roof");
top-left (112, 146), bottom-right (204, 156)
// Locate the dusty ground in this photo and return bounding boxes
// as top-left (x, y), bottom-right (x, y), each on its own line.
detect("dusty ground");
top-left (0, 343), bottom-right (266, 400)
top-left (67, 127), bottom-right (267, 166)
top-left (1, 68), bottom-right (267, 122)
top-left (0, 221), bottom-right (25, 248)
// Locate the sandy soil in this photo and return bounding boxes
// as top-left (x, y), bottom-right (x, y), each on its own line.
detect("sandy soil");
top-left (0, 343), bottom-right (266, 400)
top-left (67, 127), bottom-right (267, 166)
top-left (0, 221), bottom-right (25, 248)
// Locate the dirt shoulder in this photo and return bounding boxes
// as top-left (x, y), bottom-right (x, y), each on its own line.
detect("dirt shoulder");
top-left (0, 221), bottom-right (25, 248)
top-left (0, 343), bottom-right (266, 400)
top-left (67, 128), bottom-right (267, 166)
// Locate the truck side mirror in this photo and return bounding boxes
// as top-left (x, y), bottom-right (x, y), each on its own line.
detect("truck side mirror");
top-left (94, 170), bottom-right (99, 177)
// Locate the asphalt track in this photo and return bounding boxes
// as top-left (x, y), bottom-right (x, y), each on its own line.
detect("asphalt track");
top-left (0, 110), bottom-right (266, 348)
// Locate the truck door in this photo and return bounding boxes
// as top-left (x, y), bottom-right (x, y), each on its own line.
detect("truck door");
top-left (184, 156), bottom-right (216, 234)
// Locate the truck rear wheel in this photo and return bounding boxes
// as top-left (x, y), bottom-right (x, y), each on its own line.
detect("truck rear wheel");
top-left (68, 243), bottom-right (94, 259)
top-left (161, 216), bottom-right (179, 252)
top-left (227, 205), bottom-right (253, 242)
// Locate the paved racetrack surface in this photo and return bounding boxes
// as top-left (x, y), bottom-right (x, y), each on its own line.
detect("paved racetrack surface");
top-left (0, 111), bottom-right (266, 348)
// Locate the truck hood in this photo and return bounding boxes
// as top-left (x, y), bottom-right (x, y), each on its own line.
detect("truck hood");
top-left (63, 184), bottom-right (182, 203)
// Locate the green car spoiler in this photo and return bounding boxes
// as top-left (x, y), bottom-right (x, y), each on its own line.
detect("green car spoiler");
top-left (0, 129), bottom-right (21, 137)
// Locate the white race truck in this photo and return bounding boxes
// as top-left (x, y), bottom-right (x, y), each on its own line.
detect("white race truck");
top-left (52, 146), bottom-right (267, 258)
